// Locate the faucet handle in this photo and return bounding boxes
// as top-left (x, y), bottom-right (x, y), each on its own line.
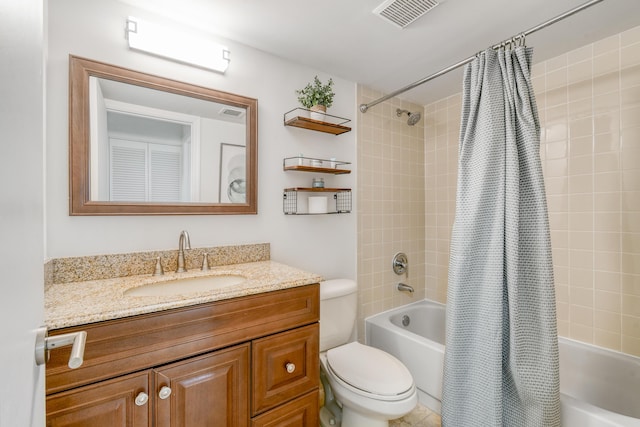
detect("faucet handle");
top-left (201, 253), bottom-right (210, 271)
top-left (392, 252), bottom-right (408, 278)
top-left (153, 256), bottom-right (164, 276)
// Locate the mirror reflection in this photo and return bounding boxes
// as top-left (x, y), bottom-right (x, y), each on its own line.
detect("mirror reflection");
top-left (69, 55), bottom-right (258, 215)
top-left (89, 77), bottom-right (246, 204)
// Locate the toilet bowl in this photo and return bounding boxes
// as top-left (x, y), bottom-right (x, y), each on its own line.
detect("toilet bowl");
top-left (320, 343), bottom-right (417, 426)
top-left (319, 279), bottom-right (417, 427)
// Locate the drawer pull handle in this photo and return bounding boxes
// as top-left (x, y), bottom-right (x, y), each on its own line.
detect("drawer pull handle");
top-left (158, 386), bottom-right (172, 400)
top-left (285, 362), bottom-right (296, 374)
top-left (135, 392), bottom-right (149, 406)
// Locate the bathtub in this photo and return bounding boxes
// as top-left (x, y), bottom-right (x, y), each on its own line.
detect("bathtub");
top-left (365, 299), bottom-right (640, 427)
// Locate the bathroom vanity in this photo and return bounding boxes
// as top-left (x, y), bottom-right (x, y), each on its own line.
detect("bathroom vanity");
top-left (44, 259), bottom-right (321, 426)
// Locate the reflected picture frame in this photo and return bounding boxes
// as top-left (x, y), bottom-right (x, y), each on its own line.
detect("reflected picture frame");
top-left (219, 143), bottom-right (246, 203)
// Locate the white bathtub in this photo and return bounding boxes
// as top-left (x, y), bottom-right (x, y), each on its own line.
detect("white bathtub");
top-left (365, 299), bottom-right (640, 427)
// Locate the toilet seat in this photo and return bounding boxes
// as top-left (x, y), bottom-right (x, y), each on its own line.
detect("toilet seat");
top-left (326, 342), bottom-right (414, 399)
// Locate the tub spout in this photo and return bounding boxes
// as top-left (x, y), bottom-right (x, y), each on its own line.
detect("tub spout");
top-left (397, 283), bottom-right (414, 293)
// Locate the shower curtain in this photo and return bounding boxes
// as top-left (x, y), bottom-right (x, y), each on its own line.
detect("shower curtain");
top-left (441, 47), bottom-right (560, 426)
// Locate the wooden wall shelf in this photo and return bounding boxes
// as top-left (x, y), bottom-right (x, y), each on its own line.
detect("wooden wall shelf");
top-left (283, 108), bottom-right (351, 135)
top-left (283, 157), bottom-right (351, 175)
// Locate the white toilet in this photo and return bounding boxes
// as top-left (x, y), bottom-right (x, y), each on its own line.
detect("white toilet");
top-left (319, 279), bottom-right (417, 427)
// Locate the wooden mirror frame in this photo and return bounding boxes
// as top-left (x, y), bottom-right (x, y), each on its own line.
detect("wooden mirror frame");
top-left (69, 55), bottom-right (258, 215)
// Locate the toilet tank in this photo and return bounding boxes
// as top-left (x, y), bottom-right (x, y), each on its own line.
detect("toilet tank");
top-left (319, 279), bottom-right (358, 352)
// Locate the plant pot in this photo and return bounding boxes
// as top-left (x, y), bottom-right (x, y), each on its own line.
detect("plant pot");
top-left (310, 104), bottom-right (326, 122)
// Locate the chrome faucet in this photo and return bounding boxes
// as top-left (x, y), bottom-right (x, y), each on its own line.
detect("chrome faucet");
top-left (397, 283), bottom-right (414, 293)
top-left (176, 230), bottom-right (191, 273)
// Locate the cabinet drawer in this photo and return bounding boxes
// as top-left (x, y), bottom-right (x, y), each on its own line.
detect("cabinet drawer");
top-left (251, 390), bottom-right (319, 427)
top-left (252, 323), bottom-right (319, 415)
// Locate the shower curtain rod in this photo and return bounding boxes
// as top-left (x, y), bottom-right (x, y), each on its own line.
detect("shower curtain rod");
top-left (359, 0), bottom-right (605, 113)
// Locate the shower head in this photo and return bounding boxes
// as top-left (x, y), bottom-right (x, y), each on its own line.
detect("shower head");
top-left (407, 111), bottom-right (421, 126)
top-left (396, 108), bottom-right (422, 126)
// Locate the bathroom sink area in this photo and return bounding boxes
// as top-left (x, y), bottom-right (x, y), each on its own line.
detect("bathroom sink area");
top-left (124, 274), bottom-right (247, 297)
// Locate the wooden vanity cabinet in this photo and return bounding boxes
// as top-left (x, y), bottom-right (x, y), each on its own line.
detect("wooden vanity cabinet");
top-left (46, 284), bottom-right (320, 427)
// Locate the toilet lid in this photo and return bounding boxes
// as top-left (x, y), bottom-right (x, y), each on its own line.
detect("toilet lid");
top-left (326, 342), bottom-right (413, 396)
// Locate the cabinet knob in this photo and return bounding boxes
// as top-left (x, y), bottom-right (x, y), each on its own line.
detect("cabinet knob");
top-left (134, 392), bottom-right (149, 406)
top-left (285, 362), bottom-right (296, 374)
top-left (158, 386), bottom-right (172, 400)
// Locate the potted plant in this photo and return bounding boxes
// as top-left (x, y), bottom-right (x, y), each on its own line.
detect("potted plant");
top-left (296, 76), bottom-right (335, 120)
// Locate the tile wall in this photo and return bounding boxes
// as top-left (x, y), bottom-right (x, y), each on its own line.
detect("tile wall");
top-left (356, 87), bottom-right (426, 338)
top-left (423, 26), bottom-right (640, 356)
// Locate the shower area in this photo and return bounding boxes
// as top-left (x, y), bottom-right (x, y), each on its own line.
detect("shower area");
top-left (356, 15), bottom-right (640, 427)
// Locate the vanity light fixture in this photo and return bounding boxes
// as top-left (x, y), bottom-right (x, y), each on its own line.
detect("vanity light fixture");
top-left (126, 16), bottom-right (230, 74)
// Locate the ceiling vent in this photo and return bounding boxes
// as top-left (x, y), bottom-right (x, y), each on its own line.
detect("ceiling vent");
top-left (219, 107), bottom-right (245, 118)
top-left (373, 0), bottom-right (443, 29)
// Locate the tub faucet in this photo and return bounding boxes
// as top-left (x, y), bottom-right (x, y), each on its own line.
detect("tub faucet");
top-left (176, 230), bottom-right (191, 273)
top-left (397, 283), bottom-right (414, 293)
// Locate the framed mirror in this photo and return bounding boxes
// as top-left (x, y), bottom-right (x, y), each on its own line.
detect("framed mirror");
top-left (69, 55), bottom-right (258, 215)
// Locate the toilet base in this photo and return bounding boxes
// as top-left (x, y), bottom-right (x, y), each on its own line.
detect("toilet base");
top-left (342, 407), bottom-right (388, 427)
top-left (320, 405), bottom-right (342, 427)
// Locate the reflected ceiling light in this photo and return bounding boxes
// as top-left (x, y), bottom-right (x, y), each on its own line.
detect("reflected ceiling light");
top-left (126, 17), bottom-right (230, 74)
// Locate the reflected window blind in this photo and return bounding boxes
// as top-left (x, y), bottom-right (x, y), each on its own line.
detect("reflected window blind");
top-left (150, 147), bottom-right (181, 202)
top-left (109, 139), bottom-right (182, 202)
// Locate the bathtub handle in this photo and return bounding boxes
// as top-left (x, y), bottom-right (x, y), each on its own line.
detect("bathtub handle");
top-left (392, 252), bottom-right (408, 278)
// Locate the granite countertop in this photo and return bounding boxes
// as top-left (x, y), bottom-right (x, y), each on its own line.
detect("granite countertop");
top-left (45, 260), bottom-right (323, 330)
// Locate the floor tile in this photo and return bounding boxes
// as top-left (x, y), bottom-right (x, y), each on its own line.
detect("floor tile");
top-left (390, 404), bottom-right (441, 427)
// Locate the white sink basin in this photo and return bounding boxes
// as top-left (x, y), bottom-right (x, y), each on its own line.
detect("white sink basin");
top-left (124, 275), bottom-right (246, 297)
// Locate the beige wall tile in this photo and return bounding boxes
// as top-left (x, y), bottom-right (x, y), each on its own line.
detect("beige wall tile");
top-left (621, 42), bottom-right (640, 68)
top-left (594, 34), bottom-right (619, 56)
top-left (594, 329), bottom-right (621, 351)
top-left (594, 309), bottom-right (621, 333)
top-left (567, 59), bottom-right (592, 85)
top-left (595, 289), bottom-right (622, 313)
top-left (568, 80), bottom-right (592, 102)
top-left (622, 27), bottom-right (640, 46)
top-left (621, 85), bottom-right (640, 107)
top-left (594, 51), bottom-right (620, 77)
top-left (570, 323), bottom-right (593, 343)
top-left (595, 270), bottom-right (621, 292)
top-left (621, 64), bottom-right (640, 89)
top-left (593, 73), bottom-right (619, 97)
top-left (622, 335), bottom-right (640, 356)
top-left (622, 314), bottom-right (640, 338)
top-left (359, 25), bottom-right (640, 359)
top-left (356, 89), bottom-right (426, 340)
top-left (572, 286), bottom-right (594, 307)
top-left (622, 294), bottom-right (640, 317)
top-left (622, 274), bottom-right (640, 296)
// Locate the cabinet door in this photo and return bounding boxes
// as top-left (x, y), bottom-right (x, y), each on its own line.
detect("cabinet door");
top-left (155, 343), bottom-right (250, 427)
top-left (46, 371), bottom-right (150, 427)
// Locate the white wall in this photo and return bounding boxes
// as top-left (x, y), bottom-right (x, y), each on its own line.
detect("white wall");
top-left (0, 0), bottom-right (46, 424)
top-left (46, 0), bottom-right (357, 280)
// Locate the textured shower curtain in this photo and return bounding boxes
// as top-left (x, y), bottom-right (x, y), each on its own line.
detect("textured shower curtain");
top-left (441, 47), bottom-right (560, 426)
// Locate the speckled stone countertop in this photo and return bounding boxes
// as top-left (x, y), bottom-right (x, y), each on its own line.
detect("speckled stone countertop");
top-left (45, 260), bottom-right (323, 330)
